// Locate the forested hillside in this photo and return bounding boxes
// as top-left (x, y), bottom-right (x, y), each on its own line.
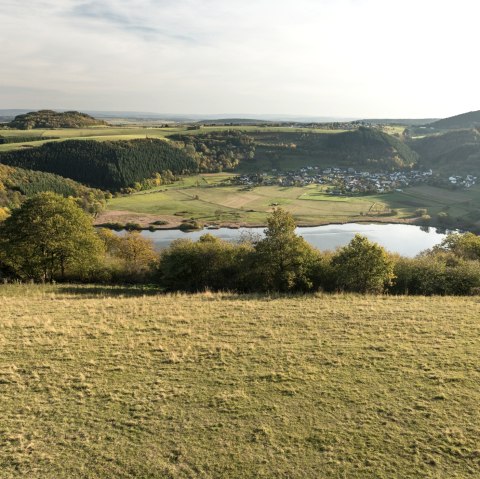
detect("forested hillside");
top-left (410, 129), bottom-right (480, 175)
top-left (247, 127), bottom-right (419, 171)
top-left (428, 110), bottom-right (480, 130)
top-left (325, 127), bottom-right (419, 167)
top-left (0, 135), bottom-right (59, 144)
top-left (169, 130), bottom-right (256, 171)
top-left (7, 110), bottom-right (107, 129)
top-left (0, 164), bottom-right (106, 214)
top-left (0, 139), bottom-right (198, 190)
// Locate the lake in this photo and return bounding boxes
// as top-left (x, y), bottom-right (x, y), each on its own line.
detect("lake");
top-left (123, 223), bottom-right (450, 257)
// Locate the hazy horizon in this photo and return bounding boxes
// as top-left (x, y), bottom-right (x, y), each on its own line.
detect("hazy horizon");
top-left (1, 0), bottom-right (478, 118)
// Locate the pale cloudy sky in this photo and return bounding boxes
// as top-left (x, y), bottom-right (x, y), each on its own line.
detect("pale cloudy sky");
top-left (1, 0), bottom-right (478, 118)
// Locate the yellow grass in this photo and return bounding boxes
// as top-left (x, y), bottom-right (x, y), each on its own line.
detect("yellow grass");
top-left (1, 284), bottom-right (479, 478)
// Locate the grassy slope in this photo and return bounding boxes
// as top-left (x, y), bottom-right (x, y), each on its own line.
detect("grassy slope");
top-left (0, 285), bottom-right (479, 478)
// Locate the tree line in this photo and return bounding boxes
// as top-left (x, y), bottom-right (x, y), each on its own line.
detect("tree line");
top-left (1, 193), bottom-right (480, 295)
top-left (7, 110), bottom-right (106, 129)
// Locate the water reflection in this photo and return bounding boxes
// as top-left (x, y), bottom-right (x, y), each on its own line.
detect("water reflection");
top-left (119, 223), bottom-right (451, 257)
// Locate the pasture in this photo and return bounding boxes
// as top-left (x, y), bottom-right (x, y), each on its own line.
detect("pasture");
top-left (382, 185), bottom-right (480, 224)
top-left (0, 284), bottom-right (479, 478)
top-left (106, 179), bottom-right (394, 226)
top-left (105, 176), bottom-right (480, 228)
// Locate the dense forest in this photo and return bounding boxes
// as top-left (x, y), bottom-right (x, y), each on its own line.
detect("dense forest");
top-left (7, 110), bottom-right (107, 129)
top-left (0, 135), bottom-right (59, 144)
top-left (427, 110), bottom-right (480, 130)
top-left (410, 129), bottom-right (480, 175)
top-left (325, 127), bottom-right (419, 168)
top-left (0, 139), bottom-right (198, 190)
top-left (0, 164), bottom-right (106, 215)
top-left (247, 127), bottom-right (419, 171)
top-left (169, 130), bottom-right (256, 171)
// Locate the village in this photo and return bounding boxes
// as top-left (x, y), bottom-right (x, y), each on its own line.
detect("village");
top-left (233, 166), bottom-right (477, 195)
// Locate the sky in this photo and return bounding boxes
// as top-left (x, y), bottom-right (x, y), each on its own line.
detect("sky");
top-left (1, 0), bottom-right (479, 118)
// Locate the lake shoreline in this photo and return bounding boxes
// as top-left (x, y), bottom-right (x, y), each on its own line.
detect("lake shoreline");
top-left (95, 210), bottom-right (420, 232)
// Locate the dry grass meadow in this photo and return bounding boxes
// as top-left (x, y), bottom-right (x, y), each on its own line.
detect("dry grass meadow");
top-left (1, 284), bottom-right (479, 478)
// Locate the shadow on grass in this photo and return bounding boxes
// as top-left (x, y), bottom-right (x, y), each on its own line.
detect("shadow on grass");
top-left (57, 285), bottom-right (163, 298)
top-left (55, 285), bottom-right (328, 301)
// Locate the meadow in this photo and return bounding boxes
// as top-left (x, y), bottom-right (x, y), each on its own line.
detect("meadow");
top-left (105, 175), bottom-right (398, 226)
top-left (0, 284), bottom-right (479, 478)
top-left (104, 174), bottom-right (480, 228)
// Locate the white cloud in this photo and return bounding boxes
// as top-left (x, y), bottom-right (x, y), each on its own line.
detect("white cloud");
top-left (0, 0), bottom-right (478, 117)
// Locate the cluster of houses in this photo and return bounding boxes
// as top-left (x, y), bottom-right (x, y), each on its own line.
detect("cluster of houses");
top-left (448, 175), bottom-right (477, 188)
top-left (232, 167), bottom-right (471, 195)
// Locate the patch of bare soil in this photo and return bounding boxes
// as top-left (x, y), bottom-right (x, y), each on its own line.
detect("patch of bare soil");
top-left (94, 210), bottom-right (183, 229)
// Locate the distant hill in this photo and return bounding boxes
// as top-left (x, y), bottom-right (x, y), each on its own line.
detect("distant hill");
top-left (428, 110), bottom-right (480, 130)
top-left (0, 164), bottom-right (106, 213)
top-left (199, 118), bottom-right (274, 125)
top-left (0, 138), bottom-right (197, 190)
top-left (410, 129), bottom-right (480, 175)
top-left (7, 110), bottom-right (107, 129)
top-left (357, 119), bottom-right (438, 126)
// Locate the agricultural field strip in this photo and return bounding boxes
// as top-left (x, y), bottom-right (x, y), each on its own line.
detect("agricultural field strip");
top-left (127, 185), bottom-right (376, 216)
top-left (174, 189), bottom-right (242, 212)
top-left (0, 126), bottom-right (346, 152)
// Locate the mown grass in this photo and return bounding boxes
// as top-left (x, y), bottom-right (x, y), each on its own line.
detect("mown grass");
top-left (0, 284), bottom-right (479, 478)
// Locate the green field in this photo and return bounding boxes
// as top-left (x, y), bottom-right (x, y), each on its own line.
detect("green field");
top-left (1, 284), bottom-right (479, 478)
top-left (382, 185), bottom-right (480, 224)
top-left (107, 179), bottom-right (394, 225)
top-left (105, 175), bottom-right (480, 227)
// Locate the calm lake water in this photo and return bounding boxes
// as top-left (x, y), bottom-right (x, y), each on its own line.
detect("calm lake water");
top-left (124, 223), bottom-right (450, 257)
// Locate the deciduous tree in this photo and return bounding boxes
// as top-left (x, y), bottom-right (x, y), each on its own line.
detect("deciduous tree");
top-left (332, 234), bottom-right (394, 293)
top-left (253, 208), bottom-right (321, 292)
top-left (0, 192), bottom-right (103, 281)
